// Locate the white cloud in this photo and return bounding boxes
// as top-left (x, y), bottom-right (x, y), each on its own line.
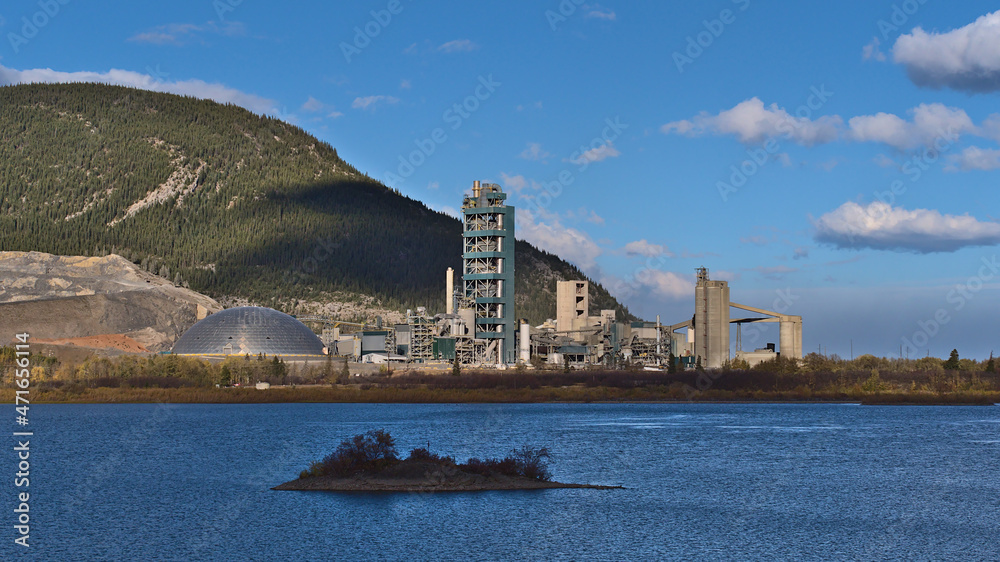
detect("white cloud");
top-left (399, 79), bottom-right (411, 90)
top-left (518, 142), bottom-right (551, 161)
top-left (127, 22), bottom-right (245, 45)
top-left (948, 146), bottom-right (1000, 171)
top-left (814, 201), bottom-right (1000, 253)
top-left (427, 181), bottom-right (440, 190)
top-left (661, 97), bottom-right (842, 146)
top-left (584, 210), bottom-right (605, 225)
top-left (430, 204), bottom-right (460, 218)
top-left (603, 269), bottom-right (694, 302)
top-left (517, 208), bottom-right (602, 270)
top-left (621, 239), bottom-right (672, 258)
top-left (638, 270), bottom-right (694, 300)
top-left (862, 37), bottom-right (886, 62)
top-left (301, 96), bottom-right (324, 112)
top-left (327, 111), bottom-right (344, 119)
top-left (847, 103), bottom-right (975, 150)
top-left (437, 39), bottom-right (478, 53)
top-left (892, 10), bottom-right (1000, 93)
top-left (0, 64), bottom-right (278, 115)
top-left (585, 6), bottom-right (617, 21)
top-left (981, 114), bottom-right (1000, 142)
top-left (572, 142), bottom-right (620, 164)
top-left (351, 95), bottom-right (399, 111)
top-left (500, 172), bottom-right (539, 193)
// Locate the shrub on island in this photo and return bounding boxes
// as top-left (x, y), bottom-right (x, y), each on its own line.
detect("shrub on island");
top-left (299, 430), bottom-right (552, 482)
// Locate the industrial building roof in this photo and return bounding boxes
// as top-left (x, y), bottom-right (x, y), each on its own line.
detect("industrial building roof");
top-left (171, 306), bottom-right (325, 356)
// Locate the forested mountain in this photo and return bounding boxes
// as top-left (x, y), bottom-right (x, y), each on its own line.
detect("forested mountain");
top-left (0, 83), bottom-right (636, 325)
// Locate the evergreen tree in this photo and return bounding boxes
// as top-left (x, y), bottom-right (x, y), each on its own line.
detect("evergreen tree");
top-left (944, 349), bottom-right (960, 370)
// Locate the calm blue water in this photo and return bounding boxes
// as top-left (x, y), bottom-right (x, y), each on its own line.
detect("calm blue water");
top-left (5, 403), bottom-right (999, 561)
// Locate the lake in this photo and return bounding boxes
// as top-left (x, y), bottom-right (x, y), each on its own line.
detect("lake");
top-left (9, 403), bottom-right (1000, 560)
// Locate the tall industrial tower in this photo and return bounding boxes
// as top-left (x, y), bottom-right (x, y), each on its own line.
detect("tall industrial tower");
top-left (694, 267), bottom-right (730, 369)
top-left (461, 181), bottom-right (515, 364)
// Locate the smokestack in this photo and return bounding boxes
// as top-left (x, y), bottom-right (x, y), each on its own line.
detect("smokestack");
top-left (519, 320), bottom-right (530, 364)
top-left (472, 180), bottom-right (481, 198)
top-left (446, 267), bottom-right (454, 314)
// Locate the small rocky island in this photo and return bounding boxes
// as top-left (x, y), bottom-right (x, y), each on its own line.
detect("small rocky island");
top-left (273, 430), bottom-right (622, 492)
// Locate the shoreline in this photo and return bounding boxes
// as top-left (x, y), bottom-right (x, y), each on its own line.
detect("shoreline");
top-left (272, 477), bottom-right (623, 492)
top-left (4, 386), bottom-right (997, 405)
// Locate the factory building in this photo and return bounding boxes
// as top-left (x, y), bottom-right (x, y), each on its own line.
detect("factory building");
top-left (203, 181), bottom-right (806, 372)
top-left (694, 267), bottom-right (730, 369)
top-left (460, 180), bottom-right (516, 364)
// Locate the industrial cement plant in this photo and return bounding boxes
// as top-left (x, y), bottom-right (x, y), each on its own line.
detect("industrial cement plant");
top-left (172, 180), bottom-right (804, 369)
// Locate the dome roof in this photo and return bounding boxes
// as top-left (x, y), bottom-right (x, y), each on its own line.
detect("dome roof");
top-left (172, 306), bottom-right (325, 356)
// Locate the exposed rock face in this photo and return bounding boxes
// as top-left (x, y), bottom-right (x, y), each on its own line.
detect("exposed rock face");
top-left (0, 251), bottom-right (222, 351)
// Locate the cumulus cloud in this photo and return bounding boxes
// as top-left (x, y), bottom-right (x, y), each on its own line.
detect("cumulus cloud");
top-left (571, 142), bottom-right (620, 164)
top-left (948, 146), bottom-right (1000, 171)
top-left (661, 97), bottom-right (842, 146)
top-left (517, 208), bottom-right (602, 270)
top-left (499, 172), bottom-right (541, 193)
top-left (564, 207), bottom-right (605, 225)
top-left (862, 37), bottom-right (886, 62)
top-left (301, 96), bottom-right (324, 112)
top-left (892, 11), bottom-right (1000, 93)
top-left (636, 270), bottom-right (694, 300)
top-left (814, 201), bottom-right (1000, 253)
top-left (351, 95), bottom-right (399, 110)
top-left (0, 64), bottom-right (278, 115)
top-left (981, 114), bottom-right (1000, 142)
top-left (847, 103), bottom-right (975, 150)
top-left (438, 39), bottom-right (478, 53)
top-left (621, 239), bottom-right (672, 258)
top-left (518, 142), bottom-right (551, 161)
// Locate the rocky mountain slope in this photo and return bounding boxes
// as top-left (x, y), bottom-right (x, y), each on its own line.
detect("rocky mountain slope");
top-left (0, 83), bottom-right (635, 325)
top-left (0, 251), bottom-right (221, 351)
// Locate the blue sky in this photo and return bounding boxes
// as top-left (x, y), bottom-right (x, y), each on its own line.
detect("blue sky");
top-left (2, 0), bottom-right (998, 359)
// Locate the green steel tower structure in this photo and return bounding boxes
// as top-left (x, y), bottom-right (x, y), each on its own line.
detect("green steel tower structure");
top-left (461, 180), bottom-right (515, 364)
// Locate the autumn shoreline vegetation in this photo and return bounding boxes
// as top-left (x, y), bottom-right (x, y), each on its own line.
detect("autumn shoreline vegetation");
top-left (2, 346), bottom-right (998, 405)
